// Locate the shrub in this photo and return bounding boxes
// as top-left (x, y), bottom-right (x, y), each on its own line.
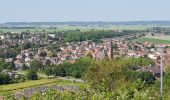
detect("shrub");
top-left (26, 70), bottom-right (38, 80)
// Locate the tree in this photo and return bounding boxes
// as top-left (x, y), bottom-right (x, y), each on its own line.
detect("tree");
top-left (0, 62), bottom-right (15, 71)
top-left (27, 70), bottom-right (38, 80)
top-left (6, 62), bottom-right (15, 71)
top-left (30, 60), bottom-right (43, 70)
top-left (140, 72), bottom-right (156, 84)
top-left (23, 43), bottom-right (31, 50)
top-left (26, 70), bottom-right (38, 80)
top-left (52, 66), bottom-right (66, 77)
top-left (38, 51), bottom-right (47, 57)
top-left (0, 72), bottom-right (11, 85)
top-left (21, 63), bottom-right (28, 70)
top-left (45, 68), bottom-right (53, 78)
top-left (83, 57), bottom-right (155, 92)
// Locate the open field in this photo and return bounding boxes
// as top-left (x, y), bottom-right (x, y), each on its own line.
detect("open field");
top-left (0, 78), bottom-right (59, 91)
top-left (16, 70), bottom-right (48, 78)
top-left (0, 78), bottom-right (86, 92)
top-left (144, 35), bottom-right (170, 41)
top-left (129, 35), bottom-right (170, 44)
top-left (0, 25), bottom-right (151, 33)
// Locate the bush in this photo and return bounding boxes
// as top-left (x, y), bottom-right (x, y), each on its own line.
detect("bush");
top-left (0, 72), bottom-right (11, 85)
top-left (26, 70), bottom-right (38, 80)
top-left (30, 60), bottom-right (43, 70)
top-left (52, 66), bottom-right (66, 77)
top-left (45, 68), bottom-right (53, 77)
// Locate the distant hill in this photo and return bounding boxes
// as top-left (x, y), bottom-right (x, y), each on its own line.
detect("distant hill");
top-left (2, 21), bottom-right (170, 26)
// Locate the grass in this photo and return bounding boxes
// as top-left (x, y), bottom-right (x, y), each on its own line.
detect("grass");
top-left (0, 78), bottom-right (59, 91)
top-left (144, 35), bottom-right (170, 41)
top-left (129, 36), bottom-right (170, 44)
top-left (0, 70), bottom-right (87, 92)
top-left (16, 70), bottom-right (47, 78)
top-left (0, 78), bottom-right (88, 92)
top-left (0, 78), bottom-right (89, 94)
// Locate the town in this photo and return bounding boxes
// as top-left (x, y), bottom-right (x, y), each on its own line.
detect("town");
top-left (1, 0), bottom-right (170, 99)
top-left (0, 22), bottom-right (170, 99)
top-left (0, 28), bottom-right (169, 76)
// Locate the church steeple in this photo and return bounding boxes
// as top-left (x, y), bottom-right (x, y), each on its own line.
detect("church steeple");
top-left (108, 39), bottom-right (113, 59)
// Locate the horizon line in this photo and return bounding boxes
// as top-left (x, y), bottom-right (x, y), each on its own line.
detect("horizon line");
top-left (1, 20), bottom-right (170, 23)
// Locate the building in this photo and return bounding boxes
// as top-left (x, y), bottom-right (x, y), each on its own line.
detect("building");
top-left (108, 39), bottom-right (113, 59)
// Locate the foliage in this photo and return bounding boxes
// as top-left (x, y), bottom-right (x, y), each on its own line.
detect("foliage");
top-left (0, 61), bottom-right (15, 71)
top-left (0, 49), bottom-right (18, 58)
top-left (45, 68), bottom-right (53, 77)
top-left (1, 57), bottom-right (170, 99)
top-left (26, 70), bottom-right (38, 80)
top-left (52, 65), bottom-right (66, 77)
top-left (49, 57), bottom-right (94, 78)
top-left (83, 57), bottom-right (154, 92)
top-left (0, 72), bottom-right (11, 85)
top-left (1, 91), bottom-right (15, 100)
top-left (65, 30), bottom-right (142, 42)
top-left (130, 37), bottom-right (170, 44)
top-left (0, 78), bottom-right (61, 91)
top-left (125, 70), bottom-right (156, 84)
top-left (30, 60), bottom-right (43, 70)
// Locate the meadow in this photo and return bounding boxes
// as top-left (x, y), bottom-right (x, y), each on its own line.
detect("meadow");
top-left (0, 78), bottom-right (86, 92)
top-left (0, 25), bottom-right (151, 33)
top-left (129, 35), bottom-right (170, 44)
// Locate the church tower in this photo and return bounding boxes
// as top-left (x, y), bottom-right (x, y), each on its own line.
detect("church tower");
top-left (108, 39), bottom-right (113, 59)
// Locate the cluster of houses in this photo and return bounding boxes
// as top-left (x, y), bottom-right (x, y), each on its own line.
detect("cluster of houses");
top-left (0, 32), bottom-right (170, 79)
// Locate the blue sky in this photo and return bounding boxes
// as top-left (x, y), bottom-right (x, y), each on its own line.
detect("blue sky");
top-left (0, 0), bottom-right (170, 22)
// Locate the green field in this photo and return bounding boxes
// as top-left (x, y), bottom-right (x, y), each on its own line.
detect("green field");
top-left (0, 78), bottom-right (86, 92)
top-left (144, 35), bottom-right (170, 41)
top-left (16, 70), bottom-right (48, 78)
top-left (0, 25), bottom-right (151, 33)
top-left (129, 36), bottom-right (170, 44)
top-left (0, 78), bottom-right (58, 91)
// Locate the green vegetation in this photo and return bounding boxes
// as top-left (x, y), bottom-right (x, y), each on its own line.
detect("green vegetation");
top-left (30, 60), bottom-right (44, 71)
top-left (65, 30), bottom-right (142, 42)
top-left (50, 57), bottom-right (94, 78)
top-left (0, 78), bottom-right (73, 91)
top-left (0, 25), bottom-right (149, 33)
top-left (130, 36), bottom-right (170, 44)
top-left (0, 61), bottom-right (15, 71)
top-left (45, 68), bottom-right (53, 78)
top-left (0, 72), bottom-right (11, 85)
top-left (83, 57), bottom-right (154, 91)
top-left (0, 49), bottom-right (19, 59)
top-left (26, 70), bottom-right (38, 80)
top-left (145, 35), bottom-right (170, 41)
top-left (1, 57), bottom-right (170, 99)
top-left (28, 57), bottom-right (169, 100)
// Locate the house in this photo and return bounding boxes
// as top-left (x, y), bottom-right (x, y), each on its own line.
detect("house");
top-left (148, 54), bottom-right (157, 60)
top-left (14, 60), bottom-right (24, 69)
top-left (137, 66), bottom-right (162, 78)
top-left (5, 58), bottom-right (14, 62)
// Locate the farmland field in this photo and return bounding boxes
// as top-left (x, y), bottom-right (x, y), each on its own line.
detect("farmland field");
top-left (129, 35), bottom-right (170, 44)
top-left (0, 25), bottom-right (151, 33)
top-left (0, 78), bottom-right (86, 92)
top-left (144, 35), bottom-right (170, 41)
top-left (0, 78), bottom-right (59, 91)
